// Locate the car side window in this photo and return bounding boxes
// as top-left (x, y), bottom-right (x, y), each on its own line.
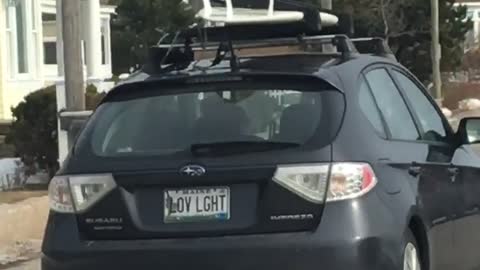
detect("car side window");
top-left (393, 70), bottom-right (448, 143)
top-left (365, 68), bottom-right (419, 141)
top-left (359, 78), bottom-right (387, 137)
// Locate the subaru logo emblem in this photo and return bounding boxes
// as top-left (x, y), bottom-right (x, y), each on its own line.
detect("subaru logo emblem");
top-left (180, 165), bottom-right (206, 177)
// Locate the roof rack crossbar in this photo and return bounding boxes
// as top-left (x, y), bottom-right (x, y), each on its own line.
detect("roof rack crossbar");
top-left (155, 34), bottom-right (357, 55)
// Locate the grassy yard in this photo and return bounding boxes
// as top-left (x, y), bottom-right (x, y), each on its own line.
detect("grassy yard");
top-left (0, 191), bottom-right (47, 205)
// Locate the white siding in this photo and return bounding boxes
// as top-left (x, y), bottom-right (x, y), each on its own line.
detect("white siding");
top-left (0, 0), bottom-right (116, 120)
top-left (0, 0), bottom-right (6, 119)
top-left (457, 2), bottom-right (480, 49)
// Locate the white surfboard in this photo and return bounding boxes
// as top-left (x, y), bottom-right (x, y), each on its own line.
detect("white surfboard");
top-left (193, 0), bottom-right (338, 27)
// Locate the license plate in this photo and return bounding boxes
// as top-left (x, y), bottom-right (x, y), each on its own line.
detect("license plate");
top-left (164, 187), bottom-right (230, 223)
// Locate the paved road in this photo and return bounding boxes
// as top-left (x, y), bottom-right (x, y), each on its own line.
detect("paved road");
top-left (3, 259), bottom-right (39, 270)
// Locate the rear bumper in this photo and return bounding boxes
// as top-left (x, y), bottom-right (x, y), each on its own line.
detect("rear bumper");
top-left (42, 190), bottom-right (406, 270)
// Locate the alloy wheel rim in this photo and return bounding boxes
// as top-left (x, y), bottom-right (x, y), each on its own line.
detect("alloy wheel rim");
top-left (403, 242), bottom-right (421, 270)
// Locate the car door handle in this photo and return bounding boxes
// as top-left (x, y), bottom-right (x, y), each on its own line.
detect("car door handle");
top-left (448, 167), bottom-right (459, 176)
top-left (408, 166), bottom-right (422, 177)
top-left (447, 167), bottom-right (459, 183)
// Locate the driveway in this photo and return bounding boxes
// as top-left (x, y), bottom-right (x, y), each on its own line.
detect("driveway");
top-left (1, 259), bottom-right (39, 270)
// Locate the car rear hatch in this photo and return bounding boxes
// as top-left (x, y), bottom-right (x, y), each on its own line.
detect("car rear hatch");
top-left (58, 75), bottom-right (346, 240)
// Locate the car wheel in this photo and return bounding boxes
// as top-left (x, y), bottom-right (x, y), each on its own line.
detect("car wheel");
top-left (403, 229), bottom-right (422, 270)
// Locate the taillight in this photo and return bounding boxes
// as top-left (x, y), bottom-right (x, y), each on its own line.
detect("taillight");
top-left (273, 164), bottom-right (329, 203)
top-left (273, 163), bottom-right (377, 204)
top-left (327, 163), bottom-right (377, 202)
top-left (48, 174), bottom-right (116, 213)
top-left (48, 176), bottom-right (74, 213)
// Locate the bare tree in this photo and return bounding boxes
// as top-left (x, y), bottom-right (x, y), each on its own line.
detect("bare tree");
top-left (377, 0), bottom-right (413, 42)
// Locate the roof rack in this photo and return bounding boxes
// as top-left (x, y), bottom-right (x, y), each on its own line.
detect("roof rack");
top-left (143, 33), bottom-right (359, 73)
top-left (143, 35), bottom-right (398, 74)
top-left (142, 1), bottom-right (396, 73)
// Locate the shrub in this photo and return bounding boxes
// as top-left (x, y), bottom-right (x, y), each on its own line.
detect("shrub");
top-left (86, 84), bottom-right (106, 109)
top-left (6, 86), bottom-right (58, 177)
top-left (6, 85), bottom-right (106, 178)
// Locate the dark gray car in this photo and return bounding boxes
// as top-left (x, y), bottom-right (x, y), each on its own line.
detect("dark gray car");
top-left (42, 34), bottom-right (480, 270)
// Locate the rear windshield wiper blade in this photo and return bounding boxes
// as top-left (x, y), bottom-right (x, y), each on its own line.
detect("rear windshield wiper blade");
top-left (190, 141), bottom-right (301, 156)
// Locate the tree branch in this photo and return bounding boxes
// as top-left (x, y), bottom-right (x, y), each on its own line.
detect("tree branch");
top-left (380, 0), bottom-right (389, 38)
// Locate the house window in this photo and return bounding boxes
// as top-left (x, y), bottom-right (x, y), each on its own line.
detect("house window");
top-left (42, 12), bottom-right (57, 65)
top-left (43, 42), bottom-right (57, 64)
top-left (15, 0), bottom-right (28, 74)
top-left (101, 36), bottom-right (106, 65)
top-left (5, 5), bottom-right (13, 77)
top-left (100, 18), bottom-right (110, 66)
top-left (41, 13), bottom-right (56, 21)
top-left (5, 0), bottom-right (35, 77)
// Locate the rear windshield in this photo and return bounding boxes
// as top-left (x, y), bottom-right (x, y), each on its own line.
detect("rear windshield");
top-left (87, 81), bottom-right (344, 157)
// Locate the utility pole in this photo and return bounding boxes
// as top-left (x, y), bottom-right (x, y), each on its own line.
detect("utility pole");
top-left (431, 0), bottom-right (442, 102)
top-left (320, 0), bottom-right (332, 10)
top-left (320, 0), bottom-right (334, 52)
top-left (61, 0), bottom-right (85, 146)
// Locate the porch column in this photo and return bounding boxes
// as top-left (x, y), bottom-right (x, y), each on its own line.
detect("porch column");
top-left (0, 0), bottom-right (5, 120)
top-left (84, 0), bottom-right (102, 81)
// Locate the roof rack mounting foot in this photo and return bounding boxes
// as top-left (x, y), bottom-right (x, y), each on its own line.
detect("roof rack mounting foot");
top-left (228, 38), bottom-right (239, 71)
top-left (350, 37), bottom-right (397, 61)
top-left (223, 26), bottom-right (239, 71)
top-left (331, 35), bottom-right (358, 58)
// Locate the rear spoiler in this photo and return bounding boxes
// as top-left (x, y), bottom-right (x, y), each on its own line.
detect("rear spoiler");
top-left (103, 73), bottom-right (345, 106)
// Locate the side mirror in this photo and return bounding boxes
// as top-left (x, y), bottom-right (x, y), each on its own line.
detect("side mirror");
top-left (457, 117), bottom-right (480, 144)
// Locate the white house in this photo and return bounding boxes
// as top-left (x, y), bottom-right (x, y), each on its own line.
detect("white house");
top-left (456, 0), bottom-right (480, 49)
top-left (0, 0), bottom-right (115, 121)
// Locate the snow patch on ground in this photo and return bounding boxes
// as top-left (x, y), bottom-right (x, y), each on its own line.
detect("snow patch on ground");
top-left (0, 240), bottom-right (41, 266)
top-left (441, 107), bottom-right (453, 118)
top-left (0, 197), bottom-right (48, 266)
top-left (0, 159), bottom-right (24, 191)
top-left (459, 98), bottom-right (480, 111)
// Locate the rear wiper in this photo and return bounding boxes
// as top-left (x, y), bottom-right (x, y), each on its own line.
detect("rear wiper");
top-left (190, 141), bottom-right (301, 156)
